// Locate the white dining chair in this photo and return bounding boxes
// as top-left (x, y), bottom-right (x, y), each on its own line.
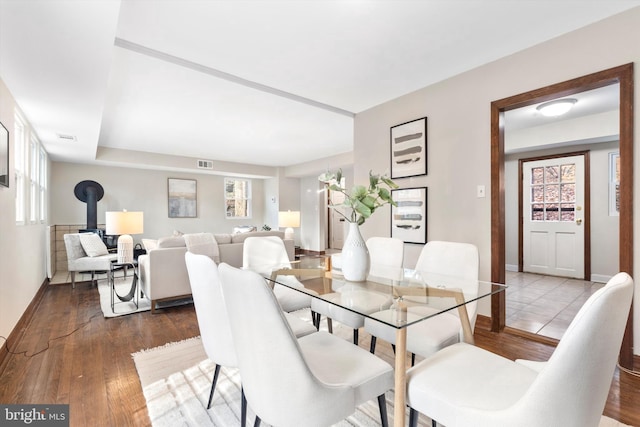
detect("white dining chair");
top-left (185, 252), bottom-right (315, 425)
top-left (218, 262), bottom-right (394, 427)
top-left (312, 237), bottom-right (403, 344)
top-left (243, 236), bottom-right (319, 313)
top-left (406, 272), bottom-right (633, 427)
top-left (365, 240), bottom-right (479, 363)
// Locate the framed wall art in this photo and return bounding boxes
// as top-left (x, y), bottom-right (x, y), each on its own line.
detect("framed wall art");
top-left (390, 117), bottom-right (427, 179)
top-left (391, 187), bottom-right (427, 244)
top-left (0, 121), bottom-right (8, 188)
top-left (168, 178), bottom-right (197, 218)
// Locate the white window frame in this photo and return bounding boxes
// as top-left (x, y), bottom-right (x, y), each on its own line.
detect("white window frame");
top-left (224, 178), bottom-right (252, 219)
top-left (14, 114), bottom-right (26, 224)
top-left (609, 152), bottom-right (620, 217)
top-left (39, 146), bottom-right (48, 222)
top-left (29, 136), bottom-right (38, 223)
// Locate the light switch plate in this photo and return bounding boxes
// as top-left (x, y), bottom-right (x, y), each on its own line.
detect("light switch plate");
top-left (477, 185), bottom-right (486, 198)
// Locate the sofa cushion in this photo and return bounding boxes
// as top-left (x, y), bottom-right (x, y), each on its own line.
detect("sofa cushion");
top-left (183, 233), bottom-right (220, 263)
top-left (214, 234), bottom-right (232, 244)
top-left (231, 230), bottom-right (285, 244)
top-left (79, 233), bottom-right (109, 257)
top-left (157, 236), bottom-right (186, 248)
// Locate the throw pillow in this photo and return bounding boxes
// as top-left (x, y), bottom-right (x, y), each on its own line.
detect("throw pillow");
top-left (79, 233), bottom-right (109, 257)
top-left (141, 239), bottom-right (158, 251)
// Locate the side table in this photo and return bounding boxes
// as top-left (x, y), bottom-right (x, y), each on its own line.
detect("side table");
top-left (109, 260), bottom-right (139, 313)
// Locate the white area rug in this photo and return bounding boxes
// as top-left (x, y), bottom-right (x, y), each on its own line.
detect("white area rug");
top-left (97, 274), bottom-right (151, 317)
top-left (132, 336), bottom-right (406, 427)
top-left (132, 334), bottom-right (632, 427)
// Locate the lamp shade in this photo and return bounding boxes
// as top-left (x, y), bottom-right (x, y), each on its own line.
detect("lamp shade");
top-left (105, 211), bottom-right (144, 235)
top-left (278, 211), bottom-right (300, 228)
top-left (105, 211), bottom-right (144, 263)
top-left (278, 211), bottom-right (300, 240)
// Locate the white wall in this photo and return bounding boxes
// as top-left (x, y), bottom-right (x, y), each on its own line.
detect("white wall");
top-left (0, 79), bottom-right (49, 341)
top-left (50, 162), bottom-right (266, 241)
top-left (353, 7), bottom-right (640, 354)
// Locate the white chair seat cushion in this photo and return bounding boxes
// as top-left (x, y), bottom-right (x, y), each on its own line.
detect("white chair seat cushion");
top-left (299, 331), bottom-right (394, 406)
top-left (271, 275), bottom-right (318, 312)
top-left (283, 313), bottom-right (316, 338)
top-left (311, 290), bottom-right (392, 329)
top-left (364, 306), bottom-right (462, 358)
top-left (406, 342), bottom-right (537, 426)
top-left (68, 253), bottom-right (117, 271)
top-left (79, 233), bottom-right (109, 257)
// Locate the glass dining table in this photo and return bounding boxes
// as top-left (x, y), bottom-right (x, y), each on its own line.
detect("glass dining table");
top-left (256, 256), bottom-right (507, 427)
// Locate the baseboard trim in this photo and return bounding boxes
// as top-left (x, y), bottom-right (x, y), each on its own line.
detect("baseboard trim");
top-left (0, 278), bottom-right (49, 376)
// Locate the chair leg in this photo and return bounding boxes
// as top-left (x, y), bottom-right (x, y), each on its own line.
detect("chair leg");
top-left (71, 271), bottom-right (76, 289)
top-left (253, 416), bottom-right (261, 427)
top-left (241, 387), bottom-right (247, 427)
top-left (207, 364), bottom-right (221, 409)
top-left (391, 344), bottom-right (396, 354)
top-left (353, 328), bottom-right (359, 345)
top-left (432, 419), bottom-right (437, 427)
top-left (313, 312), bottom-right (321, 330)
top-left (327, 318), bottom-right (333, 333)
top-left (411, 352), bottom-right (416, 367)
top-left (408, 407), bottom-right (419, 427)
top-left (377, 394), bottom-right (389, 427)
top-left (369, 336), bottom-right (377, 353)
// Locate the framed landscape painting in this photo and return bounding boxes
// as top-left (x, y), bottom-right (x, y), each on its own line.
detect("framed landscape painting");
top-left (390, 117), bottom-right (427, 179)
top-left (0, 121), bottom-right (8, 187)
top-left (391, 187), bottom-right (427, 244)
top-left (168, 178), bottom-right (197, 218)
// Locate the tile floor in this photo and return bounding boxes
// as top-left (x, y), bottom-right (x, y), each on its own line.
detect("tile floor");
top-left (505, 271), bottom-right (605, 340)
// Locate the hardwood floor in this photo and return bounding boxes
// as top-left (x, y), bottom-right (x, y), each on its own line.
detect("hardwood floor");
top-left (1, 281), bottom-right (639, 427)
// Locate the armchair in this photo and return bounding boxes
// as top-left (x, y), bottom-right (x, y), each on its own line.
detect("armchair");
top-left (63, 233), bottom-right (117, 288)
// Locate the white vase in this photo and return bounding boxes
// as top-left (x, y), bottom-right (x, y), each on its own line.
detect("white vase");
top-left (341, 223), bottom-right (370, 281)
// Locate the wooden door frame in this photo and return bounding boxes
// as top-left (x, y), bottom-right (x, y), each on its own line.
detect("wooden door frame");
top-left (518, 151), bottom-right (591, 279)
top-left (491, 63), bottom-right (634, 369)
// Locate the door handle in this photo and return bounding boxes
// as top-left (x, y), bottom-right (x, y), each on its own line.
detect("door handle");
top-left (576, 218), bottom-right (582, 225)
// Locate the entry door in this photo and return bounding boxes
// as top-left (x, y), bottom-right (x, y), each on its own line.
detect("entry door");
top-left (522, 155), bottom-right (585, 278)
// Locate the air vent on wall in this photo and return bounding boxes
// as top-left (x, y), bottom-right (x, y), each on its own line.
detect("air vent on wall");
top-left (57, 133), bottom-right (77, 142)
top-left (197, 159), bottom-right (213, 169)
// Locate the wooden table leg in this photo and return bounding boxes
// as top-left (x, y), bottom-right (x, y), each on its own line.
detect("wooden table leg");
top-left (394, 327), bottom-right (407, 427)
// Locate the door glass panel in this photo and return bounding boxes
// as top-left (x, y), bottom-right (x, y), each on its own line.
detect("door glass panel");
top-left (531, 203), bottom-right (544, 221)
top-left (545, 184), bottom-right (559, 202)
top-left (561, 164), bottom-right (575, 182)
top-left (531, 167), bottom-right (544, 185)
top-left (545, 203), bottom-right (559, 221)
top-left (560, 183), bottom-right (575, 202)
top-left (561, 203), bottom-right (575, 221)
top-left (531, 186), bottom-right (543, 202)
top-left (545, 166), bottom-right (559, 183)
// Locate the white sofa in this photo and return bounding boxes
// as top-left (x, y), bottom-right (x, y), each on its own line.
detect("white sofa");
top-left (138, 231), bottom-right (294, 313)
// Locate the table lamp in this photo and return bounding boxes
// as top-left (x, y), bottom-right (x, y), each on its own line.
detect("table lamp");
top-left (278, 210), bottom-right (300, 240)
top-left (106, 210), bottom-right (144, 263)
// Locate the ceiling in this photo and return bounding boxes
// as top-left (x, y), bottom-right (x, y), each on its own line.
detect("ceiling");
top-left (1, 0), bottom-right (639, 172)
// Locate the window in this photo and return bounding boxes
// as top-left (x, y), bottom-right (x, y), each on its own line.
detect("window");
top-left (29, 137), bottom-right (38, 222)
top-left (39, 147), bottom-right (48, 221)
top-left (530, 162), bottom-right (576, 222)
top-left (609, 152), bottom-right (620, 216)
top-left (225, 178), bottom-right (251, 218)
top-left (14, 115), bottom-right (26, 223)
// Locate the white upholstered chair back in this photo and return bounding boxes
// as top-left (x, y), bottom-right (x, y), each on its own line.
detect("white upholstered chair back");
top-left (218, 263), bottom-right (354, 426)
top-left (509, 272), bottom-right (633, 426)
top-left (185, 252), bottom-right (237, 368)
top-left (243, 236), bottom-right (291, 275)
top-left (415, 240), bottom-right (479, 326)
top-left (367, 236), bottom-right (404, 277)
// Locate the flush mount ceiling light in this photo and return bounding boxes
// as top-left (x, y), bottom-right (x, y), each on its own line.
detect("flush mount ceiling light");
top-left (536, 98), bottom-right (577, 117)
